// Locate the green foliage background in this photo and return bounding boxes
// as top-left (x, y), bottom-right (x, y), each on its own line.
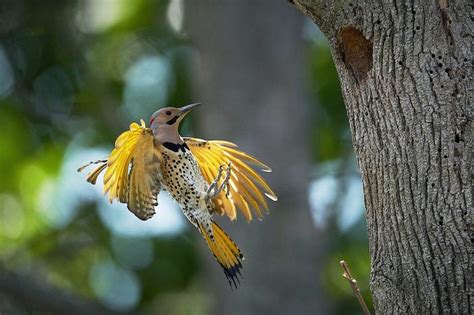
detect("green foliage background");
top-left (0, 1), bottom-right (371, 314)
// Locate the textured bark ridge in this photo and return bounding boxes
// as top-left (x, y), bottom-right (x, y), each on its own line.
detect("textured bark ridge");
top-left (293, 0), bottom-right (472, 314)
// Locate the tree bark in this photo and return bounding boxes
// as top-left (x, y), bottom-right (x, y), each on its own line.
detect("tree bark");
top-left (292, 0), bottom-right (472, 314)
top-left (187, 1), bottom-right (330, 314)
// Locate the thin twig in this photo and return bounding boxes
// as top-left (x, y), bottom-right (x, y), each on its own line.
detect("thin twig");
top-left (340, 260), bottom-right (371, 315)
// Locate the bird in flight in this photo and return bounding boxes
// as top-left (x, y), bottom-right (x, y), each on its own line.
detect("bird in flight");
top-left (78, 103), bottom-right (277, 287)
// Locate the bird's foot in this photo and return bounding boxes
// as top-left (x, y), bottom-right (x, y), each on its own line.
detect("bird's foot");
top-left (223, 162), bottom-right (232, 197)
top-left (205, 165), bottom-right (224, 201)
top-left (205, 163), bottom-right (232, 202)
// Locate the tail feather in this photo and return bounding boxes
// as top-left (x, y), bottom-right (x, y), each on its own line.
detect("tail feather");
top-left (200, 221), bottom-right (243, 288)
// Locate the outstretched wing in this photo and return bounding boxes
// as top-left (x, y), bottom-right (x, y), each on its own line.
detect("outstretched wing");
top-left (183, 137), bottom-right (277, 222)
top-left (78, 120), bottom-right (162, 220)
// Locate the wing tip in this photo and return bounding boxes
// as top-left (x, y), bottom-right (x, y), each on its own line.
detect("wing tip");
top-left (128, 206), bottom-right (156, 221)
top-left (77, 159), bottom-right (108, 172)
top-left (265, 192), bottom-right (278, 201)
top-left (214, 140), bottom-right (238, 148)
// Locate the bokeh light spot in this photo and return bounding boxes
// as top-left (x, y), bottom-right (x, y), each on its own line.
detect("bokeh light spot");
top-left (89, 260), bottom-right (140, 311)
top-left (0, 194), bottom-right (25, 239)
top-left (308, 160), bottom-right (364, 231)
top-left (167, 0), bottom-right (184, 34)
top-left (76, 0), bottom-right (124, 33)
top-left (309, 175), bottom-right (337, 229)
top-left (37, 177), bottom-right (81, 229)
top-left (98, 191), bottom-right (185, 238)
top-left (123, 55), bottom-right (172, 118)
top-left (18, 163), bottom-right (48, 210)
top-left (111, 235), bottom-right (154, 270)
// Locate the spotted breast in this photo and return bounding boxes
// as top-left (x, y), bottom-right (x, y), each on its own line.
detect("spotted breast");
top-left (159, 141), bottom-right (212, 228)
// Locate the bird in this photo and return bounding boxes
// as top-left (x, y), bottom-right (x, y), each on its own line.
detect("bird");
top-left (78, 103), bottom-right (277, 287)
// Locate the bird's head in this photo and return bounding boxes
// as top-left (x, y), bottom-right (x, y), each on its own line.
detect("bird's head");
top-left (150, 103), bottom-right (200, 143)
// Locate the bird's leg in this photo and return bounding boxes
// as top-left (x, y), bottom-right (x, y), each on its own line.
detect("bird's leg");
top-left (205, 163), bottom-right (232, 203)
top-left (222, 162), bottom-right (232, 197)
top-left (205, 163), bottom-right (232, 202)
top-left (205, 165), bottom-right (225, 202)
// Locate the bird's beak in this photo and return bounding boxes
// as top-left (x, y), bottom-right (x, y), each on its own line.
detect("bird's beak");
top-left (179, 103), bottom-right (201, 116)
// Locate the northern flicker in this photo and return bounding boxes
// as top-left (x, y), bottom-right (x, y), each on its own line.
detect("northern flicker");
top-left (78, 103), bottom-right (277, 287)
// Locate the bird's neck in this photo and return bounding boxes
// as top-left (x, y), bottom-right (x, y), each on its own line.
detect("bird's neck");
top-left (152, 125), bottom-right (183, 144)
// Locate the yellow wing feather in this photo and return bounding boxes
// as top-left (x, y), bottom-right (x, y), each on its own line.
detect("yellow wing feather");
top-left (184, 137), bottom-right (277, 222)
top-left (78, 120), bottom-right (162, 220)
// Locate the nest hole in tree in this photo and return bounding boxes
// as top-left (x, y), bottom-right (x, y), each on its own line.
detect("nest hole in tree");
top-left (339, 26), bottom-right (373, 82)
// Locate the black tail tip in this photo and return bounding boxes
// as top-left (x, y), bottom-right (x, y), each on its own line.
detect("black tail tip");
top-left (221, 262), bottom-right (243, 289)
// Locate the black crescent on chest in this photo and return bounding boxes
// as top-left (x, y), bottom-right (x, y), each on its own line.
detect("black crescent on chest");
top-left (162, 142), bottom-right (190, 153)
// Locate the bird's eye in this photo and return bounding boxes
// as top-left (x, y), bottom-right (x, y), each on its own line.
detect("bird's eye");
top-left (166, 111), bottom-right (172, 115)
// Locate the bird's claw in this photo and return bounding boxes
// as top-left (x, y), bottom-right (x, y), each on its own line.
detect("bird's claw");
top-left (205, 162), bottom-right (232, 202)
top-left (224, 162), bottom-right (232, 198)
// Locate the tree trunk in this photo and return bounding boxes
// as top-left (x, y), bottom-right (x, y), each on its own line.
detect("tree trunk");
top-left (292, 0), bottom-right (472, 314)
top-left (187, 1), bottom-right (330, 314)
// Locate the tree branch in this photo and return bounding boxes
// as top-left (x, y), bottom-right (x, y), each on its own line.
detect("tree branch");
top-left (340, 260), bottom-right (371, 315)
